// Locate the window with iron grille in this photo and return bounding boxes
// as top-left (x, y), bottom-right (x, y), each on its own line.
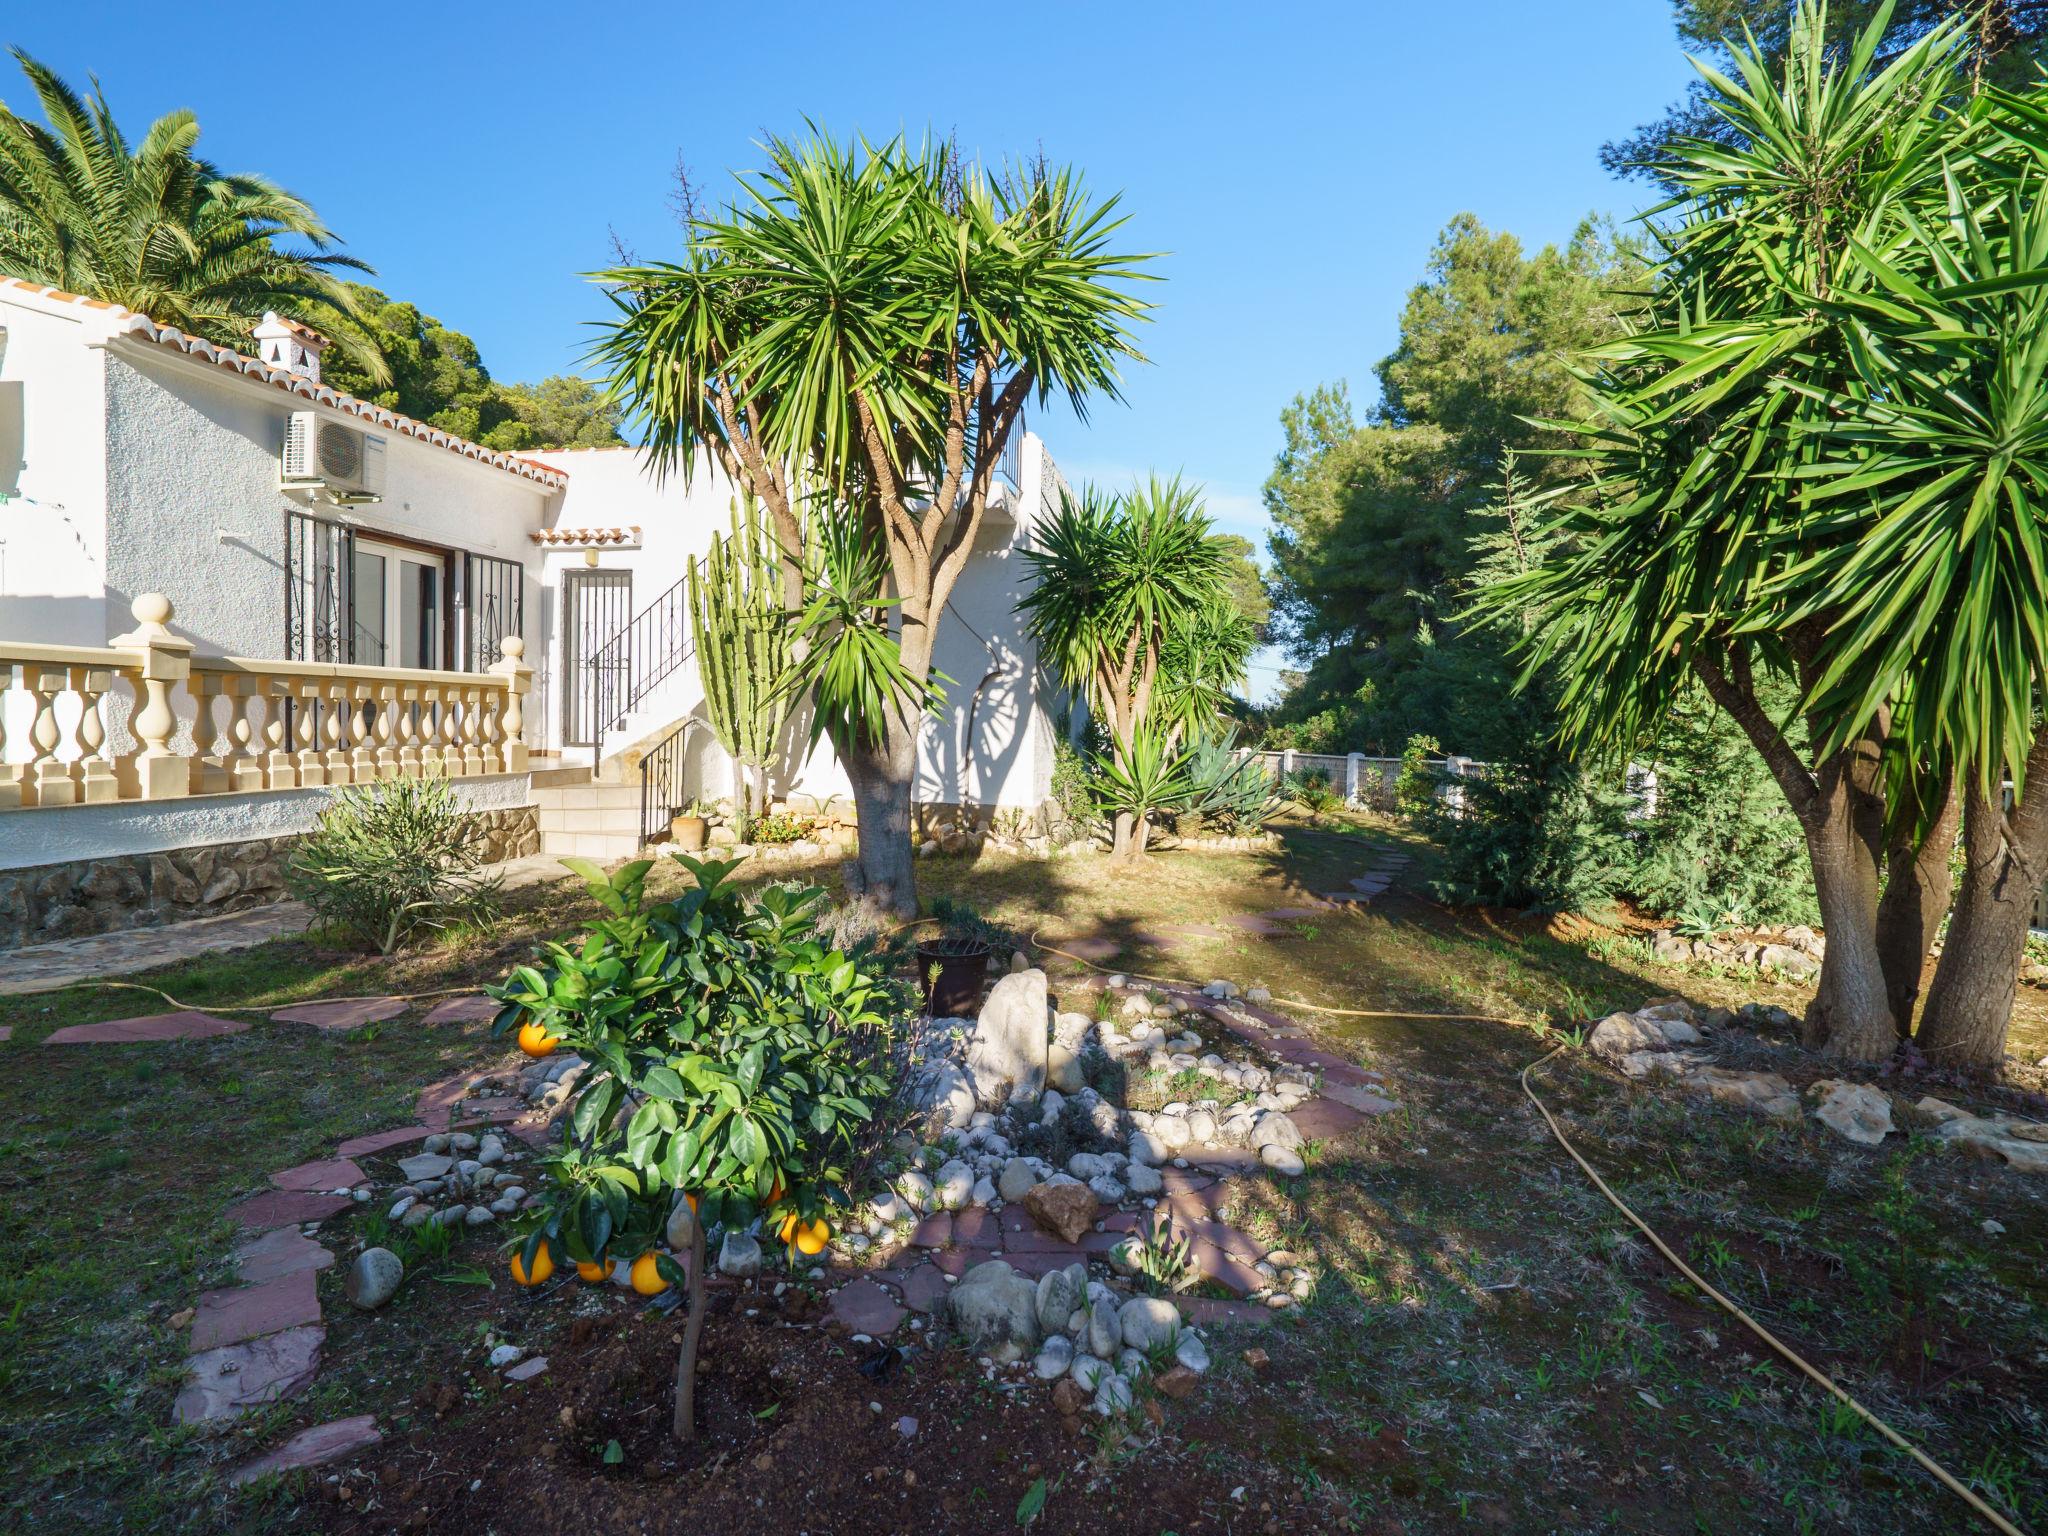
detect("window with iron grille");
top-left (285, 510), bottom-right (354, 662)
top-left (461, 552), bottom-right (524, 671)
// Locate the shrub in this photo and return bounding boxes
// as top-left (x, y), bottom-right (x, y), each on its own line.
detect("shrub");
top-left (1281, 766), bottom-right (1342, 821)
top-left (491, 854), bottom-right (906, 1440)
top-left (1183, 730), bottom-right (1277, 833)
top-left (751, 810), bottom-right (817, 846)
top-left (285, 777), bottom-right (500, 953)
top-left (1422, 749), bottom-right (1634, 913)
top-left (1394, 733), bottom-right (1440, 817)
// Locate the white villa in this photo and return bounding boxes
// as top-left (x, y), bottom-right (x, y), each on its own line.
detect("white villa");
top-left (0, 279), bottom-right (1072, 943)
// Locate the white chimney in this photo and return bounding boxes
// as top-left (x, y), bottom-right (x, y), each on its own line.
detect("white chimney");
top-left (252, 311), bottom-right (329, 385)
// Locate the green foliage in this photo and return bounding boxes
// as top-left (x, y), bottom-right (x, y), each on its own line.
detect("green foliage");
top-left (321, 283), bottom-right (623, 450)
top-left (689, 497), bottom-right (796, 829)
top-left (1262, 217), bottom-right (1646, 754)
top-left (284, 777), bottom-right (500, 954)
top-left (1085, 727), bottom-right (1192, 835)
top-left (1626, 695), bottom-right (1817, 927)
top-left (1395, 734), bottom-right (1441, 817)
top-left (750, 811), bottom-right (816, 847)
top-left (1281, 767), bottom-right (1341, 821)
top-left (1183, 731), bottom-right (1277, 833)
top-left (1048, 734), bottom-right (1102, 841)
top-left (0, 51), bottom-right (385, 379)
top-left (1604, 0), bottom-right (2048, 188)
top-left (1422, 751), bottom-right (1635, 913)
top-left (788, 512), bottom-right (947, 750)
top-left (490, 855), bottom-right (905, 1268)
top-left (924, 894), bottom-right (1019, 955)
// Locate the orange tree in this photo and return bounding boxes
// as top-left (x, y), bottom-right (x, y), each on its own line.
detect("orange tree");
top-left (489, 854), bottom-right (904, 1440)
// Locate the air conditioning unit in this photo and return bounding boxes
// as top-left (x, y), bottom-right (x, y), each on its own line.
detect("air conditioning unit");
top-left (282, 412), bottom-right (386, 503)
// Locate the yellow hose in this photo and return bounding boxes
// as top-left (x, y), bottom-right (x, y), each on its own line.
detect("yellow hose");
top-left (1032, 930), bottom-right (2031, 1536)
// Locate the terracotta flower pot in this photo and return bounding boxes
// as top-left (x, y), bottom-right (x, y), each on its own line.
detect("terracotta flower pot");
top-left (670, 815), bottom-right (709, 852)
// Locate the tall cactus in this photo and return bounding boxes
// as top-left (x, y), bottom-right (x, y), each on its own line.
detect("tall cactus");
top-left (688, 497), bottom-right (794, 837)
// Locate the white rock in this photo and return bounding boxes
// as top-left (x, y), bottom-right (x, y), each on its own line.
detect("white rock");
top-left (1120, 1295), bottom-right (1181, 1352)
top-left (1093, 1371), bottom-right (1135, 1415)
top-left (719, 1232), bottom-right (764, 1278)
top-left (1260, 1144), bottom-right (1306, 1176)
top-left (897, 1170), bottom-right (935, 1211)
top-left (1125, 1162), bottom-right (1163, 1196)
top-left (488, 1344), bottom-right (524, 1368)
top-left (934, 1160), bottom-right (975, 1211)
top-left (970, 1176), bottom-right (998, 1206)
top-left (1033, 1335), bottom-right (1075, 1379)
top-left (1175, 1331), bottom-right (1210, 1373)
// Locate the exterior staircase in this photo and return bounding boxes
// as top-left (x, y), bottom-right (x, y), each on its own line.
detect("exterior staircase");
top-left (531, 763), bottom-right (645, 862)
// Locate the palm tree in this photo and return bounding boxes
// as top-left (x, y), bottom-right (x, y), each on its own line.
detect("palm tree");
top-left (592, 131), bottom-right (1154, 912)
top-left (1020, 476), bottom-right (1241, 857)
top-left (0, 51), bottom-right (385, 380)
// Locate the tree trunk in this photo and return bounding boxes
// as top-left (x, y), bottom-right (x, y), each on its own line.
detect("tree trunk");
top-left (671, 1205), bottom-right (708, 1443)
top-left (1800, 778), bottom-right (1897, 1061)
top-left (839, 705), bottom-right (921, 918)
top-left (1111, 811), bottom-right (1135, 859)
top-left (1915, 783), bottom-right (2034, 1069)
top-left (1873, 783), bottom-right (1959, 1038)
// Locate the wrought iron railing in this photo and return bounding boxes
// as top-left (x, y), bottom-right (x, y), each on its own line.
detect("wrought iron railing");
top-left (588, 575), bottom-right (691, 757)
top-left (638, 717), bottom-right (693, 847)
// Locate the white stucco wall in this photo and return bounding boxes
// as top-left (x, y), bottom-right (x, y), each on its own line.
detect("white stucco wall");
top-left (0, 296), bottom-right (112, 647)
top-left (528, 440), bottom-right (1061, 810)
top-left (0, 770), bottom-right (530, 871)
top-left (100, 346), bottom-right (550, 658)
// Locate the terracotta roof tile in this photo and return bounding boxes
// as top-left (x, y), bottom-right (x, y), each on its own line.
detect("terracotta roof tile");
top-left (0, 278), bottom-right (569, 490)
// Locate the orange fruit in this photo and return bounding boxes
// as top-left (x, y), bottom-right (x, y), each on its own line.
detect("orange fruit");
top-left (509, 1240), bottom-right (554, 1287)
top-left (794, 1219), bottom-right (830, 1256)
top-left (517, 1021), bottom-right (560, 1058)
top-left (629, 1251), bottom-right (671, 1296)
top-left (777, 1212), bottom-right (799, 1244)
top-left (575, 1258), bottom-right (608, 1284)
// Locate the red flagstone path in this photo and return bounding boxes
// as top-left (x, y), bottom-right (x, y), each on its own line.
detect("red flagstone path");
top-left (233, 1227), bottom-right (336, 1284)
top-left (271, 996), bottom-right (407, 1031)
top-left (228, 1415), bottom-right (383, 1486)
top-left (424, 993), bottom-right (500, 1024)
top-left (334, 1125), bottom-right (435, 1158)
top-left (177, 1325), bottom-right (326, 1424)
top-left (229, 1188), bottom-right (356, 1231)
top-left (43, 1010), bottom-right (249, 1045)
top-left (269, 1157), bottom-right (366, 1192)
top-left (191, 1269), bottom-right (323, 1352)
top-left (0, 1026), bottom-right (11, 1042)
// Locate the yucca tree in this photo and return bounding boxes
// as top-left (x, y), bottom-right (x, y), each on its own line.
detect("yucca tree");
top-left (0, 51), bottom-right (384, 379)
top-left (1020, 476), bottom-right (1241, 857)
top-left (593, 131), bottom-right (1154, 913)
top-left (1479, 2), bottom-right (1984, 1060)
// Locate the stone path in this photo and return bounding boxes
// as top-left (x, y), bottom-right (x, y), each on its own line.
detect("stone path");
top-left (271, 997), bottom-right (407, 1031)
top-left (43, 1010), bottom-right (249, 1045)
top-left (0, 852), bottom-right (564, 997)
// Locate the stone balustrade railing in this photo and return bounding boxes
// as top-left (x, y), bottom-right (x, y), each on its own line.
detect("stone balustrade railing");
top-left (0, 593), bottom-right (531, 811)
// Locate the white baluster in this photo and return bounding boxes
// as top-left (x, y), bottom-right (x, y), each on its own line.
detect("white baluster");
top-left (30, 669), bottom-right (74, 807)
top-left (0, 662), bottom-right (21, 810)
top-left (323, 682), bottom-right (352, 783)
top-left (74, 666), bottom-right (118, 803)
top-left (267, 680), bottom-right (298, 789)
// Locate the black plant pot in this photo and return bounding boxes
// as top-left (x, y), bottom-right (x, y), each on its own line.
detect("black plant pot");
top-left (916, 939), bottom-right (991, 1017)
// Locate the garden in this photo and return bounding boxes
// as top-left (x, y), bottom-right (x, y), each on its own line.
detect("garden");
top-left (7, 5), bottom-right (2048, 1534)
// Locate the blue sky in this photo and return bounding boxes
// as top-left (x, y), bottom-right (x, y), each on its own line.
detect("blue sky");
top-left (13, 2), bottom-right (1697, 694)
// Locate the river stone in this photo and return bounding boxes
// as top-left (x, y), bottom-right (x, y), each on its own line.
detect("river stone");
top-left (1128, 1131), bottom-right (1170, 1166)
top-left (1036, 1263), bottom-right (1087, 1337)
top-left (1251, 1111), bottom-right (1303, 1151)
top-left (948, 1259), bottom-right (1041, 1361)
top-left (998, 1157), bottom-right (1040, 1202)
top-left (1260, 1143), bottom-right (1306, 1176)
top-left (1120, 1295), bottom-right (1182, 1352)
top-left (345, 1247), bottom-right (404, 1310)
top-left (1093, 1371), bottom-right (1134, 1416)
top-left (1152, 1114), bottom-right (1192, 1150)
top-left (718, 1232), bottom-right (763, 1278)
top-left (1087, 1294), bottom-right (1122, 1358)
top-left (1175, 1331), bottom-right (1211, 1373)
top-left (1125, 1161), bottom-right (1163, 1196)
top-left (1070, 1353), bottom-right (1107, 1391)
top-left (1034, 1335), bottom-right (1075, 1379)
top-left (934, 1160), bottom-right (975, 1211)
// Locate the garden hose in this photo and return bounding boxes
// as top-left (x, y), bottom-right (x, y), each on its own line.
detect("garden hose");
top-left (1029, 932), bottom-right (2032, 1536)
top-left (78, 979), bottom-right (483, 1015)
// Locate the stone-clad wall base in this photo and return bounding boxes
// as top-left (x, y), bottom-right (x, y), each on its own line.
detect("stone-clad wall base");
top-left (0, 807), bottom-right (538, 951)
